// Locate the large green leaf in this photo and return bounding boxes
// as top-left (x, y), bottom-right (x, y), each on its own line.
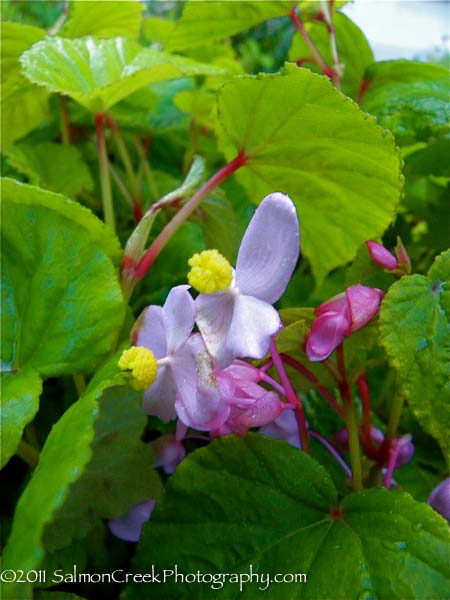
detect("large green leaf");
top-left (6, 142), bottom-right (93, 197)
top-left (217, 65), bottom-right (402, 282)
top-left (361, 61), bottom-right (450, 144)
top-left (1, 84), bottom-right (50, 150)
top-left (21, 36), bottom-right (225, 113)
top-left (0, 368), bottom-right (42, 468)
top-left (167, 0), bottom-right (295, 51)
top-left (1, 366), bottom-right (161, 600)
top-left (1, 178), bottom-right (125, 377)
top-left (61, 0), bottom-right (143, 39)
top-left (379, 251), bottom-right (450, 460)
top-left (288, 12), bottom-right (374, 98)
top-left (124, 435), bottom-right (449, 599)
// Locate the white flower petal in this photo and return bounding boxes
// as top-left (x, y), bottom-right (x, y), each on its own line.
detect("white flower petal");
top-left (235, 193), bottom-right (300, 304)
top-left (162, 285), bottom-right (195, 353)
top-left (142, 364), bottom-right (177, 422)
top-left (135, 305), bottom-right (167, 359)
top-left (195, 292), bottom-right (236, 367)
top-left (227, 294), bottom-right (281, 360)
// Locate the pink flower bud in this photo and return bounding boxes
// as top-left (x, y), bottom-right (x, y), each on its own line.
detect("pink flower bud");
top-left (150, 435), bottom-right (186, 474)
top-left (428, 478), bottom-right (450, 520)
top-left (345, 285), bottom-right (385, 332)
top-left (366, 241), bottom-right (399, 270)
top-left (393, 434), bottom-right (415, 468)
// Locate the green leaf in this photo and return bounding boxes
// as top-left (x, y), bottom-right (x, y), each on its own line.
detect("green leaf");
top-left (0, 368), bottom-right (42, 468)
top-left (289, 12), bottom-right (374, 98)
top-left (6, 143), bottom-right (93, 197)
top-left (405, 137), bottom-right (450, 179)
top-left (21, 36), bottom-right (225, 113)
top-left (1, 178), bottom-right (125, 377)
top-left (2, 178), bottom-right (121, 261)
top-left (361, 61), bottom-right (450, 144)
top-left (1, 366), bottom-right (160, 600)
top-left (167, 0), bottom-right (295, 51)
top-left (124, 435), bottom-right (449, 600)
top-left (194, 191), bottom-right (240, 261)
top-left (379, 250), bottom-right (450, 460)
top-left (1, 85), bottom-right (50, 150)
top-left (61, 0), bottom-right (143, 39)
top-left (0, 21), bottom-right (46, 98)
top-left (217, 65), bottom-right (402, 282)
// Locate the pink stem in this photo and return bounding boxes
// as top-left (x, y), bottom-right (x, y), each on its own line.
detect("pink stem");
top-left (270, 337), bottom-right (310, 453)
top-left (259, 372), bottom-right (287, 398)
top-left (309, 431), bottom-right (352, 478)
top-left (356, 374), bottom-right (372, 443)
top-left (281, 354), bottom-right (345, 419)
top-left (384, 441), bottom-right (400, 489)
top-left (135, 151), bottom-right (247, 280)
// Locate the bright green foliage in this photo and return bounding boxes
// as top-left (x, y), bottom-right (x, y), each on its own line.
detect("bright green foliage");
top-left (167, 0), bottom-right (295, 51)
top-left (61, 0), bottom-right (143, 39)
top-left (0, 22), bottom-right (49, 149)
top-left (379, 251), bottom-right (450, 460)
top-left (1, 179), bottom-right (125, 377)
top-left (1, 369), bottom-right (160, 600)
top-left (195, 192), bottom-right (240, 261)
top-left (218, 65), bottom-right (403, 282)
top-left (361, 61), bottom-right (450, 144)
top-left (1, 21), bottom-right (46, 95)
top-left (289, 12), bottom-right (374, 98)
top-left (6, 143), bottom-right (93, 197)
top-left (125, 435), bottom-right (450, 599)
top-left (20, 36), bottom-right (225, 113)
top-left (0, 368), bottom-right (42, 467)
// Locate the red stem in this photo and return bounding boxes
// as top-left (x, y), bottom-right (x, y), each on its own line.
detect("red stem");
top-left (134, 151), bottom-right (247, 280)
top-left (281, 354), bottom-right (345, 419)
top-left (356, 374), bottom-right (372, 443)
top-left (270, 338), bottom-right (310, 453)
top-left (289, 7), bottom-right (335, 79)
top-left (357, 80), bottom-right (371, 104)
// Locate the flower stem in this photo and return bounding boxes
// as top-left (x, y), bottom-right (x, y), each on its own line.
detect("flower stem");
top-left (134, 151), bottom-right (247, 281)
top-left (321, 0), bottom-right (342, 89)
top-left (310, 431), bottom-right (352, 478)
top-left (17, 439), bottom-right (39, 468)
top-left (337, 344), bottom-right (362, 491)
top-left (289, 7), bottom-right (335, 79)
top-left (281, 354), bottom-right (345, 419)
top-left (95, 113), bottom-right (115, 232)
top-left (356, 374), bottom-right (372, 443)
top-left (59, 96), bottom-right (71, 145)
top-left (270, 338), bottom-right (310, 453)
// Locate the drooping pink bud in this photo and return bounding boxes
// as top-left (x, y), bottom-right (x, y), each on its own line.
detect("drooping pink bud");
top-left (346, 285), bottom-right (385, 332)
top-left (428, 478), bottom-right (450, 520)
top-left (306, 285), bottom-right (384, 362)
top-left (366, 241), bottom-right (399, 270)
top-left (334, 426), bottom-right (383, 452)
top-left (393, 434), bottom-right (415, 468)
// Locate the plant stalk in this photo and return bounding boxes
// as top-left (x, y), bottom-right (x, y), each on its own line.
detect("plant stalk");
top-left (95, 113), bottom-right (115, 232)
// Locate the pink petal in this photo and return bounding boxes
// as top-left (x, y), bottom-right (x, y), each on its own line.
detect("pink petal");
top-left (227, 392), bottom-right (283, 435)
top-left (306, 311), bottom-right (350, 361)
top-left (223, 360), bottom-right (260, 383)
top-left (315, 291), bottom-right (349, 319)
top-left (150, 435), bottom-right (186, 474)
top-left (226, 294), bottom-right (281, 361)
top-left (135, 305), bottom-right (167, 359)
top-left (108, 499), bottom-right (156, 543)
top-left (259, 409), bottom-right (300, 447)
top-left (195, 292), bottom-right (235, 368)
top-left (366, 241), bottom-right (398, 270)
top-left (428, 478), bottom-right (450, 520)
top-left (346, 285), bottom-right (385, 332)
top-left (235, 193), bottom-right (300, 304)
top-left (162, 285), bottom-right (195, 353)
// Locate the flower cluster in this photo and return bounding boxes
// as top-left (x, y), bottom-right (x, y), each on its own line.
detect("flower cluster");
top-left (120, 192), bottom-right (300, 433)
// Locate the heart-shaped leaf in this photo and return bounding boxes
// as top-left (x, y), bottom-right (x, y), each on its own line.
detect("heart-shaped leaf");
top-left (61, 0), bottom-right (143, 39)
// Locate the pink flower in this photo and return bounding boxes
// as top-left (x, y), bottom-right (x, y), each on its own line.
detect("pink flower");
top-left (134, 285), bottom-right (196, 422)
top-left (306, 284), bottom-right (385, 361)
top-left (366, 241), bottom-right (399, 270)
top-left (212, 361), bottom-right (284, 436)
top-left (150, 435), bottom-right (186, 474)
top-left (108, 500), bottom-right (156, 542)
top-left (195, 193), bottom-right (300, 367)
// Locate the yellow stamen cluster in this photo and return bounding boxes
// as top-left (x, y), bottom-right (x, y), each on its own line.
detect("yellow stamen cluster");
top-left (187, 249), bottom-right (233, 294)
top-left (118, 346), bottom-right (158, 391)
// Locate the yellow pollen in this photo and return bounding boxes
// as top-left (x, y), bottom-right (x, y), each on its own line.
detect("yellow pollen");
top-left (118, 346), bottom-right (158, 391)
top-left (187, 249), bottom-right (233, 294)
